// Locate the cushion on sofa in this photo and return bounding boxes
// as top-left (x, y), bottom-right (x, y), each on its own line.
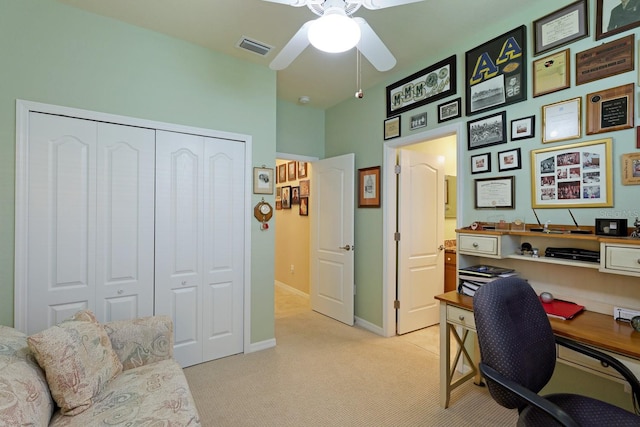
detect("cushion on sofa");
top-left (49, 358), bottom-right (201, 427)
top-left (0, 325), bottom-right (54, 426)
top-left (105, 315), bottom-right (174, 370)
top-left (27, 310), bottom-right (123, 415)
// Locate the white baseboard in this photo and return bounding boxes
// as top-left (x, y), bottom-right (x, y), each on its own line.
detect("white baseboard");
top-left (247, 338), bottom-right (276, 353)
top-left (275, 280), bottom-right (309, 299)
top-left (355, 316), bottom-right (385, 336)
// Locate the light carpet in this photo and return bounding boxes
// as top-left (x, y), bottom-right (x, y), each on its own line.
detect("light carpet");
top-left (184, 306), bottom-right (517, 426)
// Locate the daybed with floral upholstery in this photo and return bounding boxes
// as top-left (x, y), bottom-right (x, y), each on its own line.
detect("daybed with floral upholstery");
top-left (0, 311), bottom-right (201, 426)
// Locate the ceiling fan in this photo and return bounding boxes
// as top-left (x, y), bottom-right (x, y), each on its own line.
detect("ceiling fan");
top-left (264, 0), bottom-right (424, 72)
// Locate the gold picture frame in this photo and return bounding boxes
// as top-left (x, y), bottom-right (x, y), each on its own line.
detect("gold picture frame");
top-left (542, 97), bottom-right (581, 143)
top-left (533, 49), bottom-right (570, 97)
top-left (358, 166), bottom-right (381, 208)
top-left (621, 153), bottom-right (640, 185)
top-left (531, 138), bottom-right (613, 208)
top-left (586, 83), bottom-right (634, 135)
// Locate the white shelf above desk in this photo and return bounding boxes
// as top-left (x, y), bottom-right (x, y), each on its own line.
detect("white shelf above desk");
top-left (506, 254), bottom-right (600, 269)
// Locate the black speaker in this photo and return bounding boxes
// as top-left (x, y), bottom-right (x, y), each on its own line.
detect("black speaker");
top-left (595, 218), bottom-right (628, 236)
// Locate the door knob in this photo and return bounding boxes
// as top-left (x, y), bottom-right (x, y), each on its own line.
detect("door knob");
top-left (438, 245), bottom-right (445, 251)
top-left (339, 245), bottom-right (352, 251)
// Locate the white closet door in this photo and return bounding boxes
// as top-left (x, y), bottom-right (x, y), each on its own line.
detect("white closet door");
top-left (26, 113), bottom-right (97, 334)
top-left (94, 123), bottom-right (155, 322)
top-left (202, 138), bottom-right (245, 361)
top-left (155, 131), bottom-right (205, 368)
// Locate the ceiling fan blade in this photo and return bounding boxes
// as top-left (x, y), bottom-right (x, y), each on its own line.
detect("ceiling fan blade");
top-left (269, 21), bottom-right (313, 70)
top-left (360, 0), bottom-right (424, 10)
top-left (262, 0), bottom-right (322, 6)
top-left (353, 17), bottom-right (396, 71)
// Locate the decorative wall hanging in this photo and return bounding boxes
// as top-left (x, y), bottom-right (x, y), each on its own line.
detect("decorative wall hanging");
top-left (533, 49), bottom-right (570, 97)
top-left (386, 55), bottom-right (456, 117)
top-left (253, 166), bottom-right (274, 194)
top-left (467, 111), bottom-right (507, 150)
top-left (576, 34), bottom-right (634, 85)
top-left (437, 98), bottom-right (462, 123)
top-left (596, 0), bottom-right (640, 40)
top-left (474, 176), bottom-right (515, 209)
top-left (542, 97), bottom-right (581, 143)
top-left (586, 83), bottom-right (635, 135)
top-left (510, 115), bottom-right (535, 140)
top-left (358, 166), bottom-right (381, 208)
top-left (465, 26), bottom-right (527, 116)
top-left (471, 153), bottom-right (491, 174)
top-left (384, 116), bottom-right (401, 140)
top-left (533, 0), bottom-right (588, 55)
top-left (621, 153), bottom-right (640, 185)
top-left (530, 138), bottom-right (613, 208)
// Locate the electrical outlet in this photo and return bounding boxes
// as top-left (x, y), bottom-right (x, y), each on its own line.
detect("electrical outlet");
top-left (613, 306), bottom-right (640, 322)
top-left (290, 264), bottom-right (294, 274)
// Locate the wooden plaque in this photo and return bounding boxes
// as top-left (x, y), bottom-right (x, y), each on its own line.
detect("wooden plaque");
top-left (576, 35), bottom-right (634, 86)
top-left (586, 83), bottom-right (634, 135)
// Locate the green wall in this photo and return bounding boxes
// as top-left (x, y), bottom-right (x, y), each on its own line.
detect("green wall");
top-left (326, 0), bottom-right (640, 326)
top-left (0, 0), bottom-right (277, 344)
top-left (276, 99), bottom-right (325, 158)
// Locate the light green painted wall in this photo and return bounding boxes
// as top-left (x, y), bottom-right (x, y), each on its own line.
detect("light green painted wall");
top-left (326, 0), bottom-right (640, 325)
top-left (0, 0), bottom-right (277, 344)
top-left (276, 99), bottom-right (325, 158)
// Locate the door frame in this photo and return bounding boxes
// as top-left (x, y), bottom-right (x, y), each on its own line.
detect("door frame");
top-left (381, 122), bottom-right (464, 337)
top-left (15, 100), bottom-right (253, 355)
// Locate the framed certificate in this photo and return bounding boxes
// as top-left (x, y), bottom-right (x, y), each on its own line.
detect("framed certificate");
top-left (533, 1), bottom-right (589, 56)
top-left (542, 97), bottom-right (581, 143)
top-left (533, 49), bottom-right (570, 97)
top-left (474, 176), bottom-right (515, 209)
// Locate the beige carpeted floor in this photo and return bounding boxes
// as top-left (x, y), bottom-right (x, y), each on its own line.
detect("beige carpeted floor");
top-left (184, 286), bottom-right (517, 426)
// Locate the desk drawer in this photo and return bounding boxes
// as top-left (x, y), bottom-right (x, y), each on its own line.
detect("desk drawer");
top-left (458, 234), bottom-right (498, 256)
top-left (604, 245), bottom-right (640, 275)
top-left (447, 305), bottom-right (476, 330)
top-left (558, 345), bottom-right (640, 383)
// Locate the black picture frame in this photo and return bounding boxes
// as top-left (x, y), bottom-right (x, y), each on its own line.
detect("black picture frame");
top-left (474, 176), bottom-right (515, 209)
top-left (533, 0), bottom-right (589, 55)
top-left (471, 153), bottom-right (492, 174)
top-left (498, 147), bottom-right (522, 172)
top-left (596, 0), bottom-right (640, 40)
top-left (467, 111), bottom-right (507, 151)
top-left (437, 98), bottom-right (462, 123)
top-left (510, 115), bottom-right (535, 140)
top-left (386, 55), bottom-right (456, 117)
top-left (465, 26), bottom-right (526, 116)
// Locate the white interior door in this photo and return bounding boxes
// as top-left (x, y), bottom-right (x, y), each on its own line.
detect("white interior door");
top-left (310, 154), bottom-right (355, 325)
top-left (397, 149), bottom-right (444, 335)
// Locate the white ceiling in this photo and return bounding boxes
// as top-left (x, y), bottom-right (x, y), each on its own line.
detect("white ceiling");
top-left (57, 0), bottom-right (537, 109)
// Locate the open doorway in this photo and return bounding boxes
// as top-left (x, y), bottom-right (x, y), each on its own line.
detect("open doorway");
top-left (274, 155), bottom-right (317, 318)
top-left (382, 122), bottom-right (464, 337)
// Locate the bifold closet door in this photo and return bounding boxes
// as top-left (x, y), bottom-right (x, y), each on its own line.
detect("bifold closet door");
top-left (24, 113), bottom-right (155, 334)
top-left (155, 130), bottom-right (245, 367)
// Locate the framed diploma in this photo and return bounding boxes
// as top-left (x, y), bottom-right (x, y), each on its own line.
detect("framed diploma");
top-left (542, 97), bottom-right (581, 143)
top-left (533, 49), bottom-right (570, 97)
top-left (586, 83), bottom-right (634, 135)
top-left (533, 0), bottom-right (589, 56)
top-left (474, 176), bottom-right (515, 209)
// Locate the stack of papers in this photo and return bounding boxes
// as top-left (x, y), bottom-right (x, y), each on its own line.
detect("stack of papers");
top-left (457, 265), bottom-right (518, 297)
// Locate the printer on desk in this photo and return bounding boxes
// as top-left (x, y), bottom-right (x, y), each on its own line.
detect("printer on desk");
top-left (545, 247), bottom-right (600, 263)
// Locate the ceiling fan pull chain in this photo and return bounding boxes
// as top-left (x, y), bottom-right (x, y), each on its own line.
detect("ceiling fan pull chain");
top-left (355, 46), bottom-right (363, 98)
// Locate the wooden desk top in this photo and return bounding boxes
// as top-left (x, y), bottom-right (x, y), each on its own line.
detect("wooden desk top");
top-left (435, 291), bottom-right (640, 360)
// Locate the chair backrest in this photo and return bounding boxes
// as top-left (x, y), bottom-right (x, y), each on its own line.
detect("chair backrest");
top-left (473, 277), bottom-right (557, 410)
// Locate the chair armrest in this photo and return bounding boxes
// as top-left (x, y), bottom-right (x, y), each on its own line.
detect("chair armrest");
top-left (104, 315), bottom-right (174, 370)
top-left (555, 335), bottom-right (640, 415)
top-left (480, 363), bottom-right (580, 427)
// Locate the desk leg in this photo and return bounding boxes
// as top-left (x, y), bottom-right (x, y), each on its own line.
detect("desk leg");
top-left (439, 304), bottom-right (451, 408)
top-left (473, 335), bottom-right (484, 386)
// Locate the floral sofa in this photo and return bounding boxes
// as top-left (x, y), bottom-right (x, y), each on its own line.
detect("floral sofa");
top-left (0, 311), bottom-right (201, 426)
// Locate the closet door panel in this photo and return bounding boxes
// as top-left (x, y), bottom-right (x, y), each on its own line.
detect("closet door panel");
top-left (95, 123), bottom-right (155, 322)
top-left (202, 138), bottom-right (245, 360)
top-left (155, 130), bottom-right (204, 368)
top-left (26, 113), bottom-right (97, 334)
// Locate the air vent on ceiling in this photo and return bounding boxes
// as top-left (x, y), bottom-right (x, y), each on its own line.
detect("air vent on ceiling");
top-left (236, 36), bottom-right (272, 56)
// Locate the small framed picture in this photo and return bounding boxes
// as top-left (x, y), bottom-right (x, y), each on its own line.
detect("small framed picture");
top-left (471, 153), bottom-right (491, 174)
top-left (437, 98), bottom-right (462, 123)
top-left (281, 185), bottom-right (291, 209)
top-left (275, 199), bottom-right (282, 210)
top-left (291, 186), bottom-right (300, 205)
top-left (384, 116), bottom-right (401, 140)
top-left (299, 197), bottom-right (309, 215)
top-left (498, 148), bottom-right (522, 172)
top-left (358, 166), bottom-right (381, 208)
top-left (621, 153), bottom-right (640, 185)
top-left (467, 111), bottom-right (507, 150)
top-left (299, 179), bottom-right (310, 196)
top-left (410, 112), bottom-right (427, 130)
top-left (278, 164), bottom-right (287, 183)
top-left (511, 115), bottom-right (535, 141)
top-left (298, 162), bottom-right (308, 178)
top-left (287, 161), bottom-right (296, 181)
top-left (253, 167), bottom-right (274, 194)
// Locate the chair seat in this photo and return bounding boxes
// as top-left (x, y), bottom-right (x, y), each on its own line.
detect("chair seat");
top-left (519, 393), bottom-right (640, 427)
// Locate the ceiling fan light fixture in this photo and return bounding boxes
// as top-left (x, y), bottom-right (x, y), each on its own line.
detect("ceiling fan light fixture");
top-left (308, 8), bottom-right (361, 53)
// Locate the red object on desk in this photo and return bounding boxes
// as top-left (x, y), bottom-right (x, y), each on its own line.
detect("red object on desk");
top-left (540, 298), bottom-right (585, 320)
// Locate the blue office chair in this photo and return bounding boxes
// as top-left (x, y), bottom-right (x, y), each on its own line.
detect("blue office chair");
top-left (473, 277), bottom-right (640, 426)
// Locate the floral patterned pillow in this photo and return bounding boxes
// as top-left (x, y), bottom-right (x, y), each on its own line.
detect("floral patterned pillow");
top-left (27, 310), bottom-right (122, 415)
